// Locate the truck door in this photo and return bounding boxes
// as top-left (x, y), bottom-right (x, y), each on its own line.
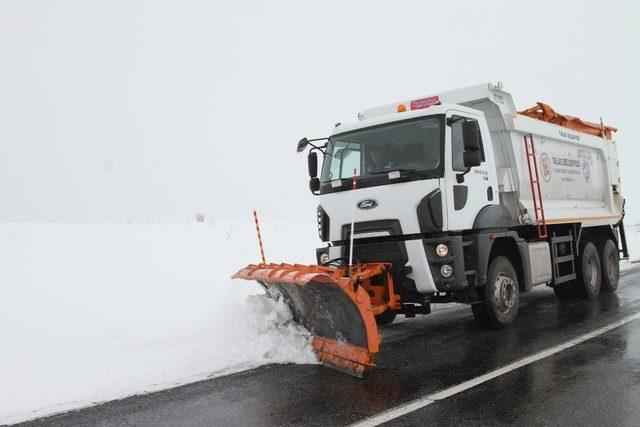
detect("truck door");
top-left (444, 111), bottom-right (494, 231)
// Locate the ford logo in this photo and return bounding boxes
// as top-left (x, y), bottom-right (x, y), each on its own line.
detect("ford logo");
top-left (357, 199), bottom-right (378, 210)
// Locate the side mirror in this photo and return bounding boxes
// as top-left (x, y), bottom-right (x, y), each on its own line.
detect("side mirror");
top-left (297, 137), bottom-right (309, 153)
top-left (309, 177), bottom-right (320, 194)
top-left (463, 150), bottom-right (482, 168)
top-left (308, 151), bottom-right (318, 178)
top-left (461, 120), bottom-right (481, 151)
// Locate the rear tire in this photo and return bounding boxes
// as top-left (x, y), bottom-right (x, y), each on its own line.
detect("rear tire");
top-left (472, 256), bottom-right (519, 329)
top-left (599, 239), bottom-right (619, 293)
top-left (375, 310), bottom-right (397, 326)
top-left (577, 241), bottom-right (601, 300)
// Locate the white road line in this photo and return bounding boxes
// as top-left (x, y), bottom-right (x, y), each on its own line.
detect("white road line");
top-left (351, 311), bottom-right (640, 427)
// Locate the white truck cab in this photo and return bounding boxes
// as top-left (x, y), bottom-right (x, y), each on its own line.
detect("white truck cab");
top-left (315, 103), bottom-right (500, 294)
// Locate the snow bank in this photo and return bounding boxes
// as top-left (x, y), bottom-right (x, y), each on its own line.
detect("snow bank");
top-left (623, 222), bottom-right (640, 263)
top-left (0, 222), bottom-right (318, 424)
top-left (2, 222), bottom-right (637, 423)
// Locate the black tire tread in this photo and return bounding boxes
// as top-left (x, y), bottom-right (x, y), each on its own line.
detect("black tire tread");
top-left (576, 241), bottom-right (601, 300)
top-left (599, 239), bottom-right (619, 293)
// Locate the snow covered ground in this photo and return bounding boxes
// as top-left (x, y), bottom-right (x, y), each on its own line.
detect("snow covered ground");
top-left (0, 222), bottom-right (319, 424)
top-left (1, 222), bottom-right (638, 424)
top-left (623, 222), bottom-right (640, 263)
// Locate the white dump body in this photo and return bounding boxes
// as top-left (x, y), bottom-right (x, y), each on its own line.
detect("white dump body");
top-left (360, 83), bottom-right (623, 228)
top-left (506, 113), bottom-right (622, 227)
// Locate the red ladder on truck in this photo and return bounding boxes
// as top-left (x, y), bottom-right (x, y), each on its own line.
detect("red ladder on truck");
top-left (523, 133), bottom-right (548, 238)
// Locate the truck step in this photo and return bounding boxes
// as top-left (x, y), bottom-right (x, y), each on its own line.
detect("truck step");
top-left (551, 235), bottom-right (573, 244)
top-left (554, 254), bottom-right (575, 264)
top-left (551, 231), bottom-right (577, 286)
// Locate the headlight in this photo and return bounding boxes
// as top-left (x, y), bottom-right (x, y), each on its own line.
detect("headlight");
top-left (435, 243), bottom-right (449, 257)
top-left (440, 264), bottom-right (453, 278)
top-left (320, 253), bottom-right (331, 265)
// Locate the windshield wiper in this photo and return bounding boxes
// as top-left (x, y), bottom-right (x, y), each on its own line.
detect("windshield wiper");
top-left (368, 168), bottom-right (429, 178)
top-left (327, 169), bottom-right (429, 188)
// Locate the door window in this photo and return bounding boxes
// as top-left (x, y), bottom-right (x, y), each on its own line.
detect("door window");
top-left (450, 116), bottom-right (485, 172)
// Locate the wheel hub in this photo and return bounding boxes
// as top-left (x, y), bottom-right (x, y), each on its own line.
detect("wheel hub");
top-left (495, 273), bottom-right (515, 312)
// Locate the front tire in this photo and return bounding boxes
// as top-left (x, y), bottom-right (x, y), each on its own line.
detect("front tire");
top-left (577, 241), bottom-right (601, 300)
top-left (599, 239), bottom-right (619, 293)
top-left (472, 256), bottom-right (519, 329)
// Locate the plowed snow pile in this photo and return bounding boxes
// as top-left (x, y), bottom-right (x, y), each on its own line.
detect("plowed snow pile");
top-left (0, 223), bottom-right (318, 424)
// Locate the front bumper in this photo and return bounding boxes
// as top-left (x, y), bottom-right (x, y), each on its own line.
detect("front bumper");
top-left (317, 234), bottom-right (470, 295)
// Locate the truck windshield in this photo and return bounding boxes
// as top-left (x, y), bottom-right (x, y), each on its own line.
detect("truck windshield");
top-left (320, 116), bottom-right (443, 183)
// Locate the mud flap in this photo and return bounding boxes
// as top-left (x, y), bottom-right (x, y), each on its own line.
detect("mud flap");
top-left (232, 263), bottom-right (381, 377)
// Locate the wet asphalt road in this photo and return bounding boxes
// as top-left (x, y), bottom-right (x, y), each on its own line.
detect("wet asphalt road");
top-left (23, 265), bottom-right (640, 426)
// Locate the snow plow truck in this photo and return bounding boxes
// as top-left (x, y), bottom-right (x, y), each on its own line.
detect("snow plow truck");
top-left (233, 82), bottom-right (628, 377)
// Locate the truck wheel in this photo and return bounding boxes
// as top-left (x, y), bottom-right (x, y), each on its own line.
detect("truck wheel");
top-left (577, 241), bottom-right (601, 300)
top-left (599, 239), bottom-right (619, 293)
top-left (375, 310), bottom-right (397, 326)
top-left (472, 256), bottom-right (519, 329)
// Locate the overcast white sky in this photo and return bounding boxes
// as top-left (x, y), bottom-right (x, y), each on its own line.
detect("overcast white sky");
top-left (1, 0), bottom-right (639, 223)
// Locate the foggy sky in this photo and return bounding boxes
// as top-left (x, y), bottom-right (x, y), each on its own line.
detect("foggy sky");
top-left (1, 0), bottom-right (638, 223)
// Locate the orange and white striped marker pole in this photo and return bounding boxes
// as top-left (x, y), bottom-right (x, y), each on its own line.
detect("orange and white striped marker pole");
top-left (348, 168), bottom-right (357, 278)
top-left (253, 210), bottom-right (266, 265)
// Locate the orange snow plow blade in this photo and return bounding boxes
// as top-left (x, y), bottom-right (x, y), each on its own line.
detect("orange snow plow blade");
top-left (232, 263), bottom-right (399, 377)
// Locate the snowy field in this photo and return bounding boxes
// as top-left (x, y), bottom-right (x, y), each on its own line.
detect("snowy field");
top-left (623, 222), bottom-right (640, 264)
top-left (1, 222), bottom-right (638, 424)
top-left (0, 222), bottom-right (319, 424)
